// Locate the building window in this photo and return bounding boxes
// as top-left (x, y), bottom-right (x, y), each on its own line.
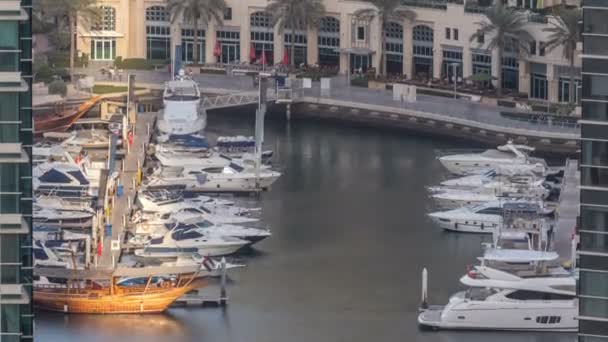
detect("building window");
top-left (581, 231), bottom-right (608, 254)
top-left (472, 53), bottom-right (492, 86)
top-left (250, 11), bottom-right (272, 28)
top-left (582, 101), bottom-right (608, 122)
top-left (284, 32), bottom-right (307, 65)
top-left (0, 304), bottom-right (20, 333)
top-left (580, 271), bottom-right (608, 297)
top-left (250, 12), bottom-right (274, 64)
top-left (582, 140), bottom-right (608, 167)
top-left (445, 27), bottom-right (450, 40)
top-left (224, 8), bottom-right (232, 21)
top-left (530, 41), bottom-right (536, 55)
top-left (530, 73), bottom-right (548, 99)
top-left (93, 6), bottom-right (116, 31)
top-left (583, 36), bottom-right (608, 55)
top-left (453, 28), bottom-right (458, 41)
top-left (318, 17), bottom-right (340, 67)
top-left (145, 6), bottom-right (169, 22)
top-left (0, 22), bottom-right (19, 49)
top-left (476, 31), bottom-right (484, 44)
top-left (357, 26), bottom-right (365, 41)
top-left (442, 49), bottom-right (463, 82)
top-left (146, 26), bottom-right (171, 61)
top-left (181, 29), bottom-right (205, 64)
top-left (539, 42), bottom-right (545, 56)
top-left (558, 78), bottom-right (581, 103)
top-left (583, 8), bottom-right (608, 35)
top-left (90, 38), bottom-right (116, 60)
top-left (581, 297), bottom-right (608, 319)
top-left (413, 25), bottom-right (434, 78)
top-left (583, 74), bottom-right (608, 101)
top-left (216, 31), bottom-right (240, 64)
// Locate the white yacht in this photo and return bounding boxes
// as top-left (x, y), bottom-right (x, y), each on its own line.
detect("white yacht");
top-left (131, 220), bottom-right (270, 247)
top-left (439, 169), bottom-right (544, 190)
top-left (438, 142), bottom-right (547, 176)
top-left (157, 72), bottom-right (206, 135)
top-left (428, 201), bottom-right (552, 234)
top-left (33, 207), bottom-right (93, 227)
top-left (160, 254), bottom-right (246, 277)
top-left (418, 265), bottom-right (577, 331)
top-left (33, 240), bottom-right (71, 269)
top-left (430, 182), bottom-right (548, 209)
top-left (33, 161), bottom-right (98, 198)
top-left (136, 190), bottom-right (235, 213)
top-left (145, 163), bottom-right (281, 191)
top-left (35, 195), bottom-right (93, 213)
top-left (154, 146), bottom-right (232, 168)
top-left (134, 227), bottom-right (248, 260)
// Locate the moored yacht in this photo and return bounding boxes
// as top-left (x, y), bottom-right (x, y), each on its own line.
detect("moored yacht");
top-left (430, 181), bottom-right (548, 209)
top-left (438, 142), bottom-right (547, 176)
top-left (157, 72), bottom-right (206, 135)
top-left (417, 266), bottom-right (577, 331)
top-left (134, 227), bottom-right (248, 260)
top-left (33, 161), bottom-right (98, 198)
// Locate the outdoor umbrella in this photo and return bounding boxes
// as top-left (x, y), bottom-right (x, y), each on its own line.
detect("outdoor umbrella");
top-left (249, 43), bottom-right (256, 63)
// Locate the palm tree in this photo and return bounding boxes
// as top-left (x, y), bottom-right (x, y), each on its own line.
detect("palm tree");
top-left (167, 0), bottom-right (227, 65)
top-left (355, 0), bottom-right (416, 76)
top-left (470, 3), bottom-right (533, 96)
top-left (266, 0), bottom-right (326, 67)
top-left (543, 8), bottom-right (581, 104)
top-left (42, 0), bottom-right (99, 80)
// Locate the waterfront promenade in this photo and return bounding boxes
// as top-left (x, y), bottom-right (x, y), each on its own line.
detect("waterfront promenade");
top-left (80, 69), bottom-right (579, 152)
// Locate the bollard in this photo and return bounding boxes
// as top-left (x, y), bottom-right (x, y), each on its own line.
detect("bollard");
top-left (147, 123), bottom-right (150, 137)
top-left (220, 257), bottom-right (227, 305)
top-left (421, 268), bottom-right (428, 309)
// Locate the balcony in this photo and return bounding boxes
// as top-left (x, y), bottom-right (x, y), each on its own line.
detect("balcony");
top-left (0, 143), bottom-right (29, 163)
top-left (0, 284), bottom-right (30, 305)
top-left (0, 214), bottom-right (29, 234)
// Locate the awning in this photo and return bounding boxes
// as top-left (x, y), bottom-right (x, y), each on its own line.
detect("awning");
top-left (78, 30), bottom-right (124, 38)
top-left (335, 47), bottom-right (376, 55)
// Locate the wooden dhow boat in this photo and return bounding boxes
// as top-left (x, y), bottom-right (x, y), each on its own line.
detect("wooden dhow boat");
top-left (33, 265), bottom-right (208, 314)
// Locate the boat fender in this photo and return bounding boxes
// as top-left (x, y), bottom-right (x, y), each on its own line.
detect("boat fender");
top-left (480, 223), bottom-right (484, 230)
top-left (454, 223), bottom-right (458, 230)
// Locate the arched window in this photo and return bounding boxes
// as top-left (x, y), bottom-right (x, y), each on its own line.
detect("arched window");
top-left (413, 25), bottom-right (433, 42)
top-left (145, 6), bottom-right (171, 61)
top-left (318, 17), bottom-right (340, 67)
top-left (385, 22), bottom-right (403, 40)
top-left (94, 6), bottom-right (116, 31)
top-left (250, 12), bottom-right (272, 28)
top-left (146, 6), bottom-right (169, 22)
top-left (250, 12), bottom-right (274, 64)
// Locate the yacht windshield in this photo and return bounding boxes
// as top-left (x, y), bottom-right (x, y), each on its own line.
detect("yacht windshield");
top-left (466, 287), bottom-right (498, 301)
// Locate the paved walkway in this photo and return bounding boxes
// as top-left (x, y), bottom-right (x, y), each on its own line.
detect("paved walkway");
top-left (554, 159), bottom-right (579, 262)
top-left (77, 68), bottom-right (579, 136)
top-left (98, 112), bottom-right (156, 268)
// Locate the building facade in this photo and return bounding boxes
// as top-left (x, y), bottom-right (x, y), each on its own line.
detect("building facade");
top-left (579, 1), bottom-right (608, 340)
top-left (77, 0), bottom-right (581, 104)
top-left (0, 0), bottom-right (33, 341)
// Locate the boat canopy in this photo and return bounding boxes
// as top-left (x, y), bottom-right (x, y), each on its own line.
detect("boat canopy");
top-left (481, 248), bottom-right (559, 263)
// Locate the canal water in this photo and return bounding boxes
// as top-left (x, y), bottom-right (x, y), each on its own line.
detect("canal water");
top-left (35, 110), bottom-right (575, 342)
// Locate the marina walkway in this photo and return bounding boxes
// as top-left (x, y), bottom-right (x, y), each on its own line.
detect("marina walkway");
top-left (554, 159), bottom-right (579, 261)
top-left (98, 112), bottom-right (156, 268)
top-left (77, 68), bottom-right (579, 137)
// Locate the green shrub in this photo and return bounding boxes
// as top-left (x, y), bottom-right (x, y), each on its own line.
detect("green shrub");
top-left (48, 80), bottom-right (67, 97)
top-left (115, 58), bottom-right (154, 70)
top-left (47, 52), bottom-right (69, 68)
top-left (34, 63), bottom-right (55, 83)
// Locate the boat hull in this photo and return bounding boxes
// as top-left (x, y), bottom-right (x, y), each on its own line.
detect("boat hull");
top-left (33, 278), bottom-right (207, 314)
top-left (418, 305), bottom-right (577, 332)
top-left (428, 216), bottom-right (497, 233)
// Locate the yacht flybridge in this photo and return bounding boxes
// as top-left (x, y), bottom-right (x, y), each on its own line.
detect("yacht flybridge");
top-left (430, 182), bottom-right (549, 209)
top-left (157, 71), bottom-right (206, 135)
top-left (418, 265), bottom-right (577, 331)
top-left (438, 142), bottom-right (547, 176)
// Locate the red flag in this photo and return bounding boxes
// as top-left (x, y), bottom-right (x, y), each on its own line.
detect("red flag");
top-left (282, 49), bottom-right (289, 65)
top-left (249, 43), bottom-right (256, 63)
top-left (97, 242), bottom-right (102, 257)
top-left (213, 40), bottom-right (221, 57)
top-left (260, 51), bottom-right (267, 66)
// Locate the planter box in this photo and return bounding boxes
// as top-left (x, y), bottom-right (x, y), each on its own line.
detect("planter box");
top-left (368, 80), bottom-right (387, 90)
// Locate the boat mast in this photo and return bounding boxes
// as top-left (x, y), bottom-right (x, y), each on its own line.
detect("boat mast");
top-left (255, 74), bottom-right (269, 189)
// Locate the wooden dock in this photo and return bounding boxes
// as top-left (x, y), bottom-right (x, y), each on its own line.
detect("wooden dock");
top-left (98, 111), bottom-right (156, 268)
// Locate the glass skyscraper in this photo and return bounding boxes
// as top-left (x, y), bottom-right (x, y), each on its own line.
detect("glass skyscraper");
top-left (0, 0), bottom-right (33, 341)
top-left (580, 0), bottom-right (608, 340)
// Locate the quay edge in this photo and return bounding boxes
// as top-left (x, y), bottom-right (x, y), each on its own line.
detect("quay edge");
top-left (266, 100), bottom-right (579, 156)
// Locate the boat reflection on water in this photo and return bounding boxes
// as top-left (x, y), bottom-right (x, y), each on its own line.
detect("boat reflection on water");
top-left (35, 310), bottom-right (191, 338)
